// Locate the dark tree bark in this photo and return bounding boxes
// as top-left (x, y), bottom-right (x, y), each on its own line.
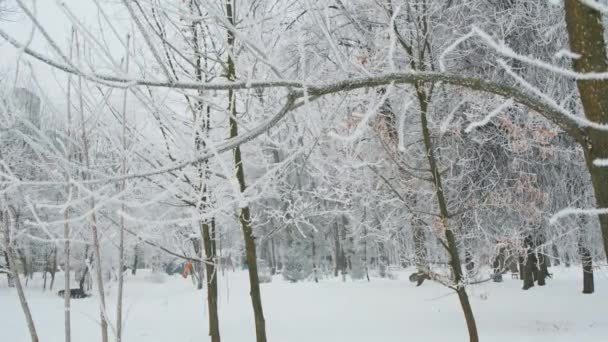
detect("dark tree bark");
top-left (312, 234), bottom-right (318, 283)
top-left (270, 237), bottom-right (277, 275)
top-left (4, 251), bottom-right (14, 287)
top-left (191, 238), bottom-right (204, 290)
top-left (412, 216), bottom-right (428, 274)
top-left (579, 240), bottom-right (594, 294)
top-left (131, 244), bottom-right (138, 275)
top-left (225, 2), bottom-right (267, 341)
top-left (201, 221), bottom-right (220, 342)
top-left (418, 88), bottom-right (478, 342)
top-left (465, 250), bottom-right (475, 277)
top-left (536, 252), bottom-right (548, 286)
top-left (188, 3), bottom-right (221, 339)
top-left (522, 236), bottom-right (537, 290)
top-left (522, 255), bottom-right (536, 290)
top-left (333, 221), bottom-right (341, 277)
top-left (43, 251), bottom-right (49, 291)
top-left (49, 246), bottom-right (57, 290)
top-left (492, 247), bottom-right (505, 282)
top-left (565, 0), bottom-right (608, 264)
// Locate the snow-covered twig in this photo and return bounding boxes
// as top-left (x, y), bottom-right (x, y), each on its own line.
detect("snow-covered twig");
top-left (465, 99), bottom-right (514, 133)
top-left (550, 207), bottom-right (608, 225)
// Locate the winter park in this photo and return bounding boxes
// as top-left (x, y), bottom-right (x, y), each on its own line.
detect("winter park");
top-left (3, 0), bottom-right (608, 341)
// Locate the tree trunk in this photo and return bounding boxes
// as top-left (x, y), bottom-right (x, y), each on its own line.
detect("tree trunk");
top-left (77, 53), bottom-right (109, 341)
top-left (270, 237), bottom-right (277, 275)
top-left (225, 2), bottom-right (267, 341)
top-left (2, 210), bottom-right (39, 342)
top-left (201, 221), bottom-right (220, 342)
top-left (579, 240), bottom-right (594, 294)
top-left (564, 0), bottom-right (608, 263)
top-left (131, 244), bottom-right (138, 275)
top-left (90, 210), bottom-right (109, 342)
top-left (363, 210), bottom-right (370, 282)
top-left (188, 3), bottom-right (221, 339)
top-left (518, 255), bottom-right (525, 279)
top-left (522, 249), bottom-right (536, 290)
top-left (457, 287), bottom-right (479, 342)
top-left (492, 248), bottom-right (505, 282)
top-left (552, 244), bottom-right (561, 266)
top-left (116, 34), bottom-right (130, 342)
top-left (18, 249), bottom-right (29, 286)
top-left (312, 234), bottom-right (318, 283)
top-left (63, 208), bottom-right (71, 342)
top-left (49, 246), bottom-right (57, 290)
top-left (191, 238), bottom-right (204, 290)
top-left (465, 250), bottom-right (475, 278)
top-left (341, 216), bottom-right (348, 281)
top-left (412, 217), bottom-right (428, 274)
top-left (418, 88), bottom-right (478, 342)
top-left (537, 250), bottom-right (548, 286)
top-left (334, 221), bottom-right (341, 277)
top-left (42, 253), bottom-right (48, 291)
top-left (4, 251), bottom-right (14, 287)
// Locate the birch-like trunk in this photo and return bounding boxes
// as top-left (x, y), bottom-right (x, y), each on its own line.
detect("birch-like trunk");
top-left (76, 34), bottom-right (109, 342)
top-left (116, 34), bottom-right (130, 342)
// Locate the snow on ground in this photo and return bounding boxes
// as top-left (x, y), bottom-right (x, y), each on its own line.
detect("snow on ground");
top-left (1, 267), bottom-right (607, 342)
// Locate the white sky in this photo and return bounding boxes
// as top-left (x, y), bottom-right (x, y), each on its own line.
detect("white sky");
top-left (0, 0), bottom-right (128, 109)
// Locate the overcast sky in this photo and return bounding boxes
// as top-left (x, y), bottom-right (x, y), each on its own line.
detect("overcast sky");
top-left (0, 1), bottom-right (129, 108)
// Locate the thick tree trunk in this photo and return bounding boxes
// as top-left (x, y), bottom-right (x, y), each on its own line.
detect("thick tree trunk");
top-left (564, 0), bottom-right (608, 263)
top-left (522, 251), bottom-right (536, 290)
top-left (457, 287), bottom-right (479, 342)
top-left (518, 256), bottom-right (525, 279)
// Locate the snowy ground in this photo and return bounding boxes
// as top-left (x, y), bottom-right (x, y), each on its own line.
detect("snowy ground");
top-left (1, 267), bottom-right (607, 342)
